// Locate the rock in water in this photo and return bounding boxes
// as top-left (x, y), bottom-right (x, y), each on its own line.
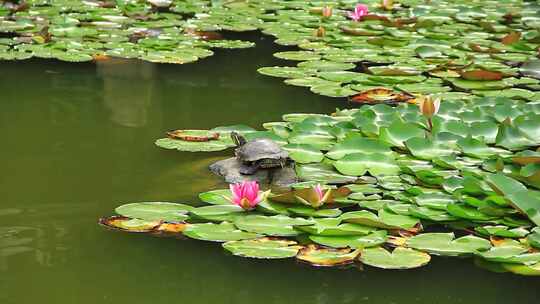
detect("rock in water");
top-left (209, 158), bottom-right (269, 184)
top-left (209, 157), bottom-right (297, 186)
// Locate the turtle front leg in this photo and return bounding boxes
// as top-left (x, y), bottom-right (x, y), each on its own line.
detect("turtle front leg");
top-left (239, 162), bottom-right (260, 175)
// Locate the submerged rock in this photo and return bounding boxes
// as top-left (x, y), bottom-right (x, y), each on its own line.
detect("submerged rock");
top-left (209, 157), bottom-right (297, 186)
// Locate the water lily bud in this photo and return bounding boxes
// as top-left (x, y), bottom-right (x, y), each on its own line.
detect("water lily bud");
top-left (322, 6), bottom-right (333, 18)
top-left (418, 96), bottom-right (441, 118)
top-left (315, 26), bottom-right (326, 37)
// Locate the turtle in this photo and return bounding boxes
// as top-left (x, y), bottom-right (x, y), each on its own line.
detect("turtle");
top-left (231, 132), bottom-right (290, 175)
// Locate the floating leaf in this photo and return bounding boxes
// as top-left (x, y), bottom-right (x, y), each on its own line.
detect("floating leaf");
top-left (183, 222), bottom-right (260, 242)
top-left (310, 230), bottom-right (387, 249)
top-left (115, 202), bottom-right (194, 222)
top-left (234, 215), bottom-right (313, 236)
top-left (223, 237), bottom-right (303, 259)
top-left (296, 245), bottom-right (360, 267)
top-left (360, 247), bottom-right (431, 269)
top-left (406, 233), bottom-right (492, 256)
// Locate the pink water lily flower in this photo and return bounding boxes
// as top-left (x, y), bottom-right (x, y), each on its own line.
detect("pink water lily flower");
top-left (311, 184), bottom-right (332, 208)
top-left (229, 181), bottom-right (263, 210)
top-left (314, 184), bottom-right (325, 201)
top-left (348, 4), bottom-right (369, 21)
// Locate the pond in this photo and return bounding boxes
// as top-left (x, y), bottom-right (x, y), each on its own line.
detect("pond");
top-left (1, 33), bottom-right (539, 304)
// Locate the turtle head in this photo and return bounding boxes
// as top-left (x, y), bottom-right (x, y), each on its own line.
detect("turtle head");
top-left (231, 132), bottom-right (247, 147)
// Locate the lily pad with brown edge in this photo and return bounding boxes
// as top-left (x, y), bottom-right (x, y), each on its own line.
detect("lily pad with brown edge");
top-left (155, 222), bottom-right (188, 234)
top-left (309, 230), bottom-right (387, 249)
top-left (349, 88), bottom-right (414, 105)
top-left (222, 237), bottom-right (303, 259)
top-left (406, 233), bottom-right (492, 257)
top-left (460, 70), bottom-right (505, 81)
top-left (360, 246), bottom-right (431, 270)
top-left (183, 222), bottom-right (260, 242)
top-left (115, 202), bottom-right (194, 222)
top-left (98, 216), bottom-right (161, 233)
top-left (166, 129), bottom-right (219, 142)
top-left (296, 244), bottom-right (361, 267)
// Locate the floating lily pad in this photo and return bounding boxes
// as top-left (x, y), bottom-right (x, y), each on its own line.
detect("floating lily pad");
top-left (183, 222), bottom-right (260, 242)
top-left (155, 138), bottom-right (233, 152)
top-left (223, 237), bottom-right (303, 259)
top-left (99, 216), bottom-right (161, 233)
top-left (406, 233), bottom-right (492, 256)
top-left (360, 247), bottom-right (431, 269)
top-left (296, 245), bottom-right (360, 267)
top-left (310, 230), bottom-right (387, 249)
top-left (234, 215), bottom-right (313, 236)
top-left (115, 202), bottom-right (194, 222)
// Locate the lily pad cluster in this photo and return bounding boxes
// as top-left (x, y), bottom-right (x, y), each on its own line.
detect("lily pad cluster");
top-left (112, 95), bottom-right (540, 275)
top-left (250, 0), bottom-right (540, 100)
top-left (100, 169), bottom-right (540, 274)
top-left (0, 0), bottom-right (254, 63)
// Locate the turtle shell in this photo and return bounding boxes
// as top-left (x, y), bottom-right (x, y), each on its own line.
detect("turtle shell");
top-left (235, 138), bottom-right (288, 162)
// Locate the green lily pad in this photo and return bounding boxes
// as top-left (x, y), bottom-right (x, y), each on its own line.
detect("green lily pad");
top-left (334, 153), bottom-right (400, 176)
top-left (309, 230), bottom-right (387, 249)
top-left (296, 163), bottom-right (358, 184)
top-left (257, 66), bottom-right (313, 78)
top-left (115, 202), bottom-right (194, 222)
top-left (360, 247), bottom-right (431, 269)
top-left (198, 189), bottom-right (232, 205)
top-left (190, 205), bottom-right (246, 222)
top-left (184, 222), bottom-right (260, 242)
top-left (297, 218), bottom-right (378, 236)
top-left (155, 138), bottom-right (233, 152)
top-left (223, 237), bottom-right (303, 259)
top-left (234, 215), bottom-right (313, 236)
top-left (406, 233), bottom-right (492, 256)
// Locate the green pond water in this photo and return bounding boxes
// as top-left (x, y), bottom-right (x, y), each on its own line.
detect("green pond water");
top-left (1, 34), bottom-right (539, 304)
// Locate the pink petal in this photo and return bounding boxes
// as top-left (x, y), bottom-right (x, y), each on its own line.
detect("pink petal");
top-left (433, 98), bottom-right (441, 114)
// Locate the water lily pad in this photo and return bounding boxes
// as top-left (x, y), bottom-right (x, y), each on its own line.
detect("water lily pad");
top-left (283, 143), bottom-right (324, 164)
top-left (99, 216), bottom-right (161, 233)
top-left (296, 163), bottom-right (358, 184)
top-left (198, 189), bottom-right (232, 205)
top-left (257, 66), bottom-right (313, 78)
top-left (223, 237), bottom-right (303, 259)
top-left (334, 153), bottom-right (400, 176)
top-left (234, 215), bottom-right (313, 236)
top-left (406, 233), bottom-right (492, 256)
top-left (115, 202), bottom-right (194, 222)
top-left (287, 206), bottom-right (342, 218)
top-left (183, 222), bottom-right (260, 242)
top-left (190, 205), bottom-right (246, 222)
top-left (475, 225), bottom-right (529, 238)
top-left (296, 245), bottom-right (361, 267)
top-left (310, 230), bottom-right (387, 249)
top-left (155, 137), bottom-right (233, 152)
top-left (360, 247), bottom-right (431, 269)
top-left (297, 218), bottom-right (377, 236)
